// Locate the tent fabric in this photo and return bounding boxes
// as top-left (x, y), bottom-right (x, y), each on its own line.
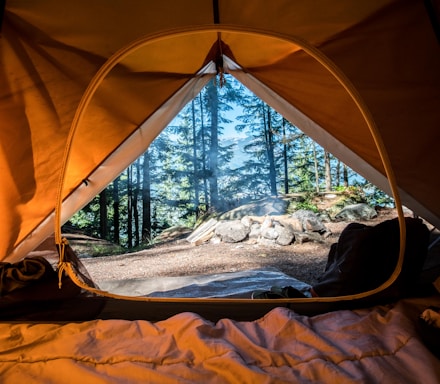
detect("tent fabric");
top-left (0, 298), bottom-right (439, 383)
top-left (0, 0), bottom-right (439, 264)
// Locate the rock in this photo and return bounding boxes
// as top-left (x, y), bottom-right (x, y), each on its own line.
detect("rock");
top-left (215, 220), bottom-right (249, 243)
top-left (283, 216), bottom-right (304, 232)
top-left (248, 223), bottom-right (261, 239)
top-left (274, 224), bottom-right (295, 245)
top-left (187, 198), bottom-right (352, 247)
top-left (258, 237), bottom-right (278, 246)
top-left (294, 232), bottom-right (310, 244)
top-left (291, 209), bottom-right (328, 234)
top-left (260, 221), bottom-right (295, 245)
top-left (219, 197), bottom-right (289, 220)
top-left (335, 203), bottom-right (377, 221)
top-left (319, 212), bottom-right (332, 222)
top-left (294, 231), bottom-right (324, 244)
top-left (240, 215), bottom-right (253, 228)
top-left (261, 226), bottom-right (279, 240)
top-left (261, 216), bottom-right (273, 229)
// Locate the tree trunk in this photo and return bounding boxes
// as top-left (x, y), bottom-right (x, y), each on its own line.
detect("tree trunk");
top-left (313, 142), bottom-right (320, 193)
top-left (200, 93), bottom-right (209, 211)
top-left (112, 176), bottom-right (120, 244)
top-left (336, 159), bottom-right (341, 188)
top-left (142, 151), bottom-right (151, 242)
top-left (343, 164), bottom-right (349, 187)
top-left (263, 105), bottom-right (277, 196)
top-left (207, 80), bottom-right (219, 210)
top-left (127, 166), bottom-right (133, 248)
top-left (191, 99), bottom-right (200, 217)
top-left (282, 118), bottom-right (289, 194)
top-left (133, 158), bottom-right (140, 247)
top-left (324, 151), bottom-right (332, 191)
top-left (99, 189), bottom-right (108, 239)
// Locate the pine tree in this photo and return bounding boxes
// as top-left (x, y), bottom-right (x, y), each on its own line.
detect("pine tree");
top-left (113, 176), bottom-right (120, 244)
top-left (234, 94), bottom-right (283, 197)
top-left (99, 189), bottom-right (108, 239)
top-left (141, 151), bottom-right (151, 242)
top-left (69, 76), bottom-right (393, 252)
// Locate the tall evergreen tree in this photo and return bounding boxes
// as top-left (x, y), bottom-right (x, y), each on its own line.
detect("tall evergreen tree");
top-left (99, 189), bottom-right (108, 239)
top-left (113, 176), bottom-right (120, 244)
top-left (206, 80), bottom-right (220, 209)
top-left (263, 106), bottom-right (278, 196)
top-left (281, 118), bottom-right (289, 194)
top-left (127, 166), bottom-right (133, 248)
top-left (312, 142), bottom-right (320, 192)
top-left (199, 92), bottom-right (209, 212)
top-left (69, 75), bottom-right (393, 252)
top-left (133, 158), bottom-right (141, 247)
top-left (324, 150), bottom-right (332, 192)
top-left (191, 99), bottom-right (200, 217)
top-left (234, 95), bottom-right (282, 197)
top-left (141, 151), bottom-right (151, 242)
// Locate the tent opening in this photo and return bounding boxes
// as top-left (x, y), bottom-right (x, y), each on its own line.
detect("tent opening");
top-left (52, 72), bottom-right (437, 314)
top-left (50, 29), bottom-right (413, 307)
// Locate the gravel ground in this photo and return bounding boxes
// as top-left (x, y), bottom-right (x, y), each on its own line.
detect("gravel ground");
top-left (31, 208), bottom-right (438, 292)
top-left (80, 211), bottom-right (402, 286)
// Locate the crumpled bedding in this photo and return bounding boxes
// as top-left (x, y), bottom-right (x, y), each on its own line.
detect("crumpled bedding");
top-left (1, 297), bottom-right (439, 383)
top-left (0, 256), bottom-right (56, 295)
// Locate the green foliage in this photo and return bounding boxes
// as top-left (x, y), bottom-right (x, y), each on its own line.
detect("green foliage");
top-left (354, 182), bottom-right (395, 207)
top-left (69, 210), bottom-right (95, 229)
top-left (341, 186), bottom-right (367, 203)
top-left (294, 200), bottom-right (319, 213)
top-left (90, 243), bottom-right (125, 257)
top-left (70, 75), bottom-right (392, 253)
top-left (290, 192), bottom-right (319, 213)
top-left (69, 196), bottom-right (101, 237)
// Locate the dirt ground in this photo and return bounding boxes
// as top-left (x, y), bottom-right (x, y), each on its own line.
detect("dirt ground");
top-left (81, 209), bottom-right (405, 286)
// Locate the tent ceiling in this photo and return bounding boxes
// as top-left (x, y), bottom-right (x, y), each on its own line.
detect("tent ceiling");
top-left (1, 0), bottom-right (439, 262)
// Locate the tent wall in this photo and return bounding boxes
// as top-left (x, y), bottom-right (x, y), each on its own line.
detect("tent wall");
top-left (1, 0), bottom-right (439, 262)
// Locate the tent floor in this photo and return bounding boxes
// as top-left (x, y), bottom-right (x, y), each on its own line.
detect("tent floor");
top-left (1, 266), bottom-right (438, 323)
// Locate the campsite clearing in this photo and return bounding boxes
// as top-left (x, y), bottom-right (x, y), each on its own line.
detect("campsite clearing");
top-left (80, 208), bottom-right (437, 286)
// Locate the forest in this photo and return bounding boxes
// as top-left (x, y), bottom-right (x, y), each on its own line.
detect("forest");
top-left (69, 75), bottom-right (392, 248)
